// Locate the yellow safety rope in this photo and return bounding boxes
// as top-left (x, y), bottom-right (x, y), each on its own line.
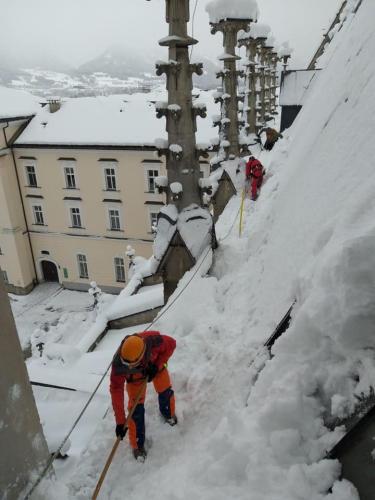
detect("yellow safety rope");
top-left (239, 187), bottom-right (246, 237)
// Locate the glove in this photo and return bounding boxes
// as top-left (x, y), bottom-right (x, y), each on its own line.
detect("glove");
top-left (115, 423), bottom-right (127, 440)
top-left (146, 363), bottom-right (159, 382)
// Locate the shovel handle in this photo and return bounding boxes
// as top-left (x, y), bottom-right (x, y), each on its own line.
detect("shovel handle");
top-left (92, 379), bottom-right (147, 499)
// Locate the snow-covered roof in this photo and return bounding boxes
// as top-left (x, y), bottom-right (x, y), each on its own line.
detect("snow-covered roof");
top-left (0, 86), bottom-right (39, 120)
top-left (279, 70), bottom-right (318, 107)
top-left (206, 0), bottom-right (259, 23)
top-left (15, 89), bottom-right (219, 147)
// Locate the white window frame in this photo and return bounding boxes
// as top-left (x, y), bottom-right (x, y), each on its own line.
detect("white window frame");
top-left (114, 256), bottom-right (126, 283)
top-left (32, 204), bottom-right (45, 225)
top-left (23, 161), bottom-right (38, 187)
top-left (64, 165), bottom-right (77, 189)
top-left (146, 168), bottom-right (159, 193)
top-left (70, 206), bottom-right (83, 228)
top-left (76, 253), bottom-right (89, 279)
top-left (102, 163), bottom-right (118, 191)
top-left (108, 207), bottom-right (122, 231)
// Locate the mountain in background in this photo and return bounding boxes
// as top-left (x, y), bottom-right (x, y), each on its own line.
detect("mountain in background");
top-left (0, 45), bottom-right (219, 97)
top-left (76, 45), bottom-right (155, 79)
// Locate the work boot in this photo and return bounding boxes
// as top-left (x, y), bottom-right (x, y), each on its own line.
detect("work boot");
top-left (133, 447), bottom-right (147, 462)
top-left (164, 415), bottom-right (178, 426)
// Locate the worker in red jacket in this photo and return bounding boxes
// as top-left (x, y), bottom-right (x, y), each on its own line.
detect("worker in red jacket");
top-left (110, 331), bottom-right (177, 461)
top-left (246, 156), bottom-right (265, 201)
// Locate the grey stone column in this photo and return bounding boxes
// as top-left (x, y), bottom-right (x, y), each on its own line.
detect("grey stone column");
top-left (257, 42), bottom-right (267, 127)
top-left (0, 270), bottom-right (49, 498)
top-left (238, 35), bottom-right (266, 135)
top-left (210, 19), bottom-right (252, 158)
top-left (270, 51), bottom-right (279, 116)
top-left (155, 0), bottom-right (207, 211)
top-left (263, 44), bottom-right (274, 122)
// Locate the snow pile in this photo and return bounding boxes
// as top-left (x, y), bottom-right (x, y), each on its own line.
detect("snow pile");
top-left (153, 204), bottom-right (213, 263)
top-left (206, 0), bottom-right (259, 23)
top-left (238, 22), bottom-right (271, 41)
top-left (279, 41), bottom-right (293, 58)
top-left (0, 85), bottom-right (39, 119)
top-left (106, 284), bottom-right (164, 321)
top-left (23, 2), bottom-right (375, 499)
top-left (77, 258), bottom-right (162, 350)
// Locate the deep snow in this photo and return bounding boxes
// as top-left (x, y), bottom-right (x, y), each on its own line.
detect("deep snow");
top-left (21, 1), bottom-right (375, 499)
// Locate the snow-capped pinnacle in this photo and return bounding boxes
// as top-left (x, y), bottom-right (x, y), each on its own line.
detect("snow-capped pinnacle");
top-left (206, 0), bottom-right (259, 23)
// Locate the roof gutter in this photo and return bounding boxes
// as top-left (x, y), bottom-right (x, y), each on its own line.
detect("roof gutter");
top-left (0, 115), bottom-right (35, 124)
top-left (14, 143), bottom-right (158, 151)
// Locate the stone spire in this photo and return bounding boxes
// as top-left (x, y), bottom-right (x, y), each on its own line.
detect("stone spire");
top-left (155, 0), bottom-right (207, 211)
top-left (210, 18), bottom-right (252, 158)
top-left (238, 23), bottom-right (270, 135)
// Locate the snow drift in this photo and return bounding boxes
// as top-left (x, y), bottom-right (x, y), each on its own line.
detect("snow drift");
top-left (33, 1), bottom-right (375, 499)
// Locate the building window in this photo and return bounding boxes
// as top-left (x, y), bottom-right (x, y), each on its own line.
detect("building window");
top-left (70, 207), bottom-right (82, 228)
top-left (114, 257), bottom-right (126, 283)
top-left (105, 168), bottom-right (117, 191)
top-left (150, 212), bottom-right (159, 231)
top-left (77, 254), bottom-right (89, 279)
top-left (64, 166), bottom-right (76, 189)
top-left (2, 270), bottom-right (9, 284)
top-left (147, 169), bottom-right (159, 193)
top-left (109, 209), bottom-right (121, 231)
top-left (26, 165), bottom-right (38, 187)
top-left (32, 205), bottom-right (44, 225)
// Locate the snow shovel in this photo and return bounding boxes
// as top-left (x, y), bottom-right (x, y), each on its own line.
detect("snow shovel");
top-left (92, 379), bottom-right (147, 500)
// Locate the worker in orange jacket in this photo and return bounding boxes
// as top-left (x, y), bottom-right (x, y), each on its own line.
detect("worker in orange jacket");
top-left (110, 331), bottom-right (177, 461)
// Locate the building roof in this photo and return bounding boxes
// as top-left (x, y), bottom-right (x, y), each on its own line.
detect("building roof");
top-left (279, 70), bottom-right (319, 107)
top-left (15, 89), bottom-right (219, 148)
top-left (0, 86), bottom-right (39, 121)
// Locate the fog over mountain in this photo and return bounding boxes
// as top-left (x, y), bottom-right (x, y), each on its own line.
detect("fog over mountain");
top-left (0, 0), bottom-right (342, 97)
top-left (1, 0), bottom-right (342, 69)
top-left (0, 45), bottom-right (219, 97)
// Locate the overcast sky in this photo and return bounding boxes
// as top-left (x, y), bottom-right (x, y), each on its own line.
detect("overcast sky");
top-left (1, 0), bottom-right (342, 69)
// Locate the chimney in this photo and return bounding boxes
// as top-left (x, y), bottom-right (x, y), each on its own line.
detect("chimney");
top-left (47, 97), bottom-right (62, 113)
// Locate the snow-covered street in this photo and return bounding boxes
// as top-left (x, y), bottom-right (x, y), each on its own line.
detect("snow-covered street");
top-left (10, 284), bottom-right (98, 351)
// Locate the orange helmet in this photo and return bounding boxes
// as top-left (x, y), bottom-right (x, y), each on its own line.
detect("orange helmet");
top-left (120, 335), bottom-right (145, 367)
